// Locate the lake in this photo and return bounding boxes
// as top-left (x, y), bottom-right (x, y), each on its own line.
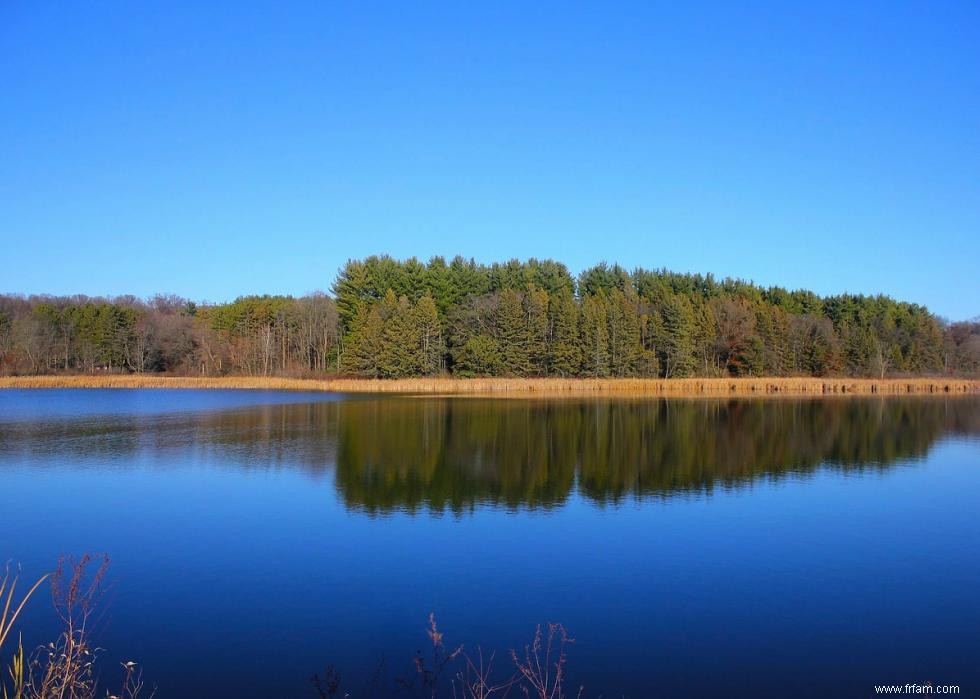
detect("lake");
top-left (1, 389), bottom-right (978, 698)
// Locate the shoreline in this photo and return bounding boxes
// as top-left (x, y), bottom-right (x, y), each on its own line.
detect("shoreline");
top-left (0, 375), bottom-right (978, 396)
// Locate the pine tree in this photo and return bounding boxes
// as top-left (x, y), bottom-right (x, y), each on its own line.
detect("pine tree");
top-left (526, 286), bottom-right (550, 376)
top-left (332, 259), bottom-right (370, 333)
top-left (659, 293), bottom-right (695, 378)
top-left (579, 294), bottom-right (610, 377)
top-left (690, 298), bottom-right (717, 376)
top-left (607, 288), bottom-right (641, 377)
top-left (497, 288), bottom-right (530, 375)
top-left (413, 293), bottom-right (442, 375)
top-left (344, 304), bottom-right (384, 377)
top-left (549, 289), bottom-right (581, 376)
top-left (423, 257), bottom-right (455, 318)
top-left (378, 292), bottom-right (419, 378)
top-left (756, 305), bottom-right (791, 376)
top-left (456, 335), bottom-right (502, 376)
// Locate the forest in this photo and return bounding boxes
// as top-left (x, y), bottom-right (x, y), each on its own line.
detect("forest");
top-left (1, 255), bottom-right (978, 378)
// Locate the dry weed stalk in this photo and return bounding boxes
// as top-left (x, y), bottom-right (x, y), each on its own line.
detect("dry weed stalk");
top-left (315, 616), bottom-right (581, 699)
top-left (25, 554), bottom-right (109, 699)
top-left (23, 554), bottom-right (152, 699)
top-left (1, 557), bottom-right (158, 699)
top-left (511, 624), bottom-right (580, 699)
top-left (396, 613), bottom-right (463, 697)
top-left (107, 661), bottom-right (155, 699)
top-left (452, 647), bottom-right (517, 699)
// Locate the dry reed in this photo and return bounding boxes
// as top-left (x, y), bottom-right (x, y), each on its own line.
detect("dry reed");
top-left (0, 375), bottom-right (978, 397)
top-left (1, 567), bottom-right (49, 654)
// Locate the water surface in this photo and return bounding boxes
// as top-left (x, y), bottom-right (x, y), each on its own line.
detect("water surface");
top-left (1, 389), bottom-right (978, 697)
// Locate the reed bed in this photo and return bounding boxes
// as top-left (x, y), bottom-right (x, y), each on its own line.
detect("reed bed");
top-left (1, 375), bottom-right (978, 396)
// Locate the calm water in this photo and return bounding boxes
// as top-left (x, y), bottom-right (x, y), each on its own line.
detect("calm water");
top-left (1, 389), bottom-right (979, 698)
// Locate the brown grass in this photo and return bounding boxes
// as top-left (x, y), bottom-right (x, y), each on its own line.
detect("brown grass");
top-left (0, 374), bottom-right (978, 396)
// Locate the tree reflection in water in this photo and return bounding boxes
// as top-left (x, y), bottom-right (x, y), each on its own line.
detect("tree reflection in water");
top-left (3, 396), bottom-right (977, 515)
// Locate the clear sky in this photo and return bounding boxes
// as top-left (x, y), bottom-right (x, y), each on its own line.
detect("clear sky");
top-left (2, 2), bottom-right (978, 319)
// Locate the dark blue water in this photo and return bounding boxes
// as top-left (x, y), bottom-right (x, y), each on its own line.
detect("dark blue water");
top-left (1, 389), bottom-right (978, 698)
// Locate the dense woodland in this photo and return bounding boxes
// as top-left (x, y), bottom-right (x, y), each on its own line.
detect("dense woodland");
top-left (1, 256), bottom-right (978, 378)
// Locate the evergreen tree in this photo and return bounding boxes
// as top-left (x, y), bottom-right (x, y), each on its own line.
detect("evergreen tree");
top-left (607, 289), bottom-right (641, 376)
top-left (378, 292), bottom-right (419, 378)
top-left (526, 287), bottom-right (550, 376)
top-left (414, 293), bottom-right (442, 375)
top-left (456, 335), bottom-right (503, 376)
top-left (840, 321), bottom-right (874, 376)
top-left (579, 263), bottom-right (629, 296)
top-left (690, 298), bottom-right (718, 376)
top-left (449, 256), bottom-right (491, 300)
top-left (763, 305), bottom-right (791, 375)
top-left (332, 259), bottom-right (370, 332)
top-left (911, 314), bottom-right (944, 373)
top-left (549, 289), bottom-right (580, 376)
top-left (344, 305), bottom-right (384, 377)
top-left (659, 294), bottom-right (695, 378)
top-left (497, 288), bottom-right (530, 375)
top-left (579, 295), bottom-right (610, 377)
top-left (423, 256), bottom-right (455, 318)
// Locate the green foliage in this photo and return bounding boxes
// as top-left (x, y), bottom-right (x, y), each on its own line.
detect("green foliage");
top-left (0, 257), bottom-right (967, 379)
top-left (219, 257), bottom-right (963, 379)
top-left (756, 306), bottom-right (791, 375)
top-left (579, 294), bottom-right (610, 377)
top-left (607, 289), bottom-right (641, 376)
top-left (344, 304), bottom-right (384, 377)
top-left (377, 292), bottom-right (419, 378)
top-left (497, 289), bottom-right (531, 376)
top-left (548, 289), bottom-right (580, 376)
top-left (455, 335), bottom-right (503, 377)
top-left (414, 293), bottom-right (442, 375)
top-left (658, 294), bottom-right (696, 378)
top-left (526, 287), bottom-right (550, 376)
top-left (579, 263), bottom-right (629, 297)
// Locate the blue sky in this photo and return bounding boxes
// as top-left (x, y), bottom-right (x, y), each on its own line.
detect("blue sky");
top-left (2, 1), bottom-right (978, 319)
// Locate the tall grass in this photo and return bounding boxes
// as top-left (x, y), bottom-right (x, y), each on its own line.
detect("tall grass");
top-left (1, 567), bottom-right (49, 699)
top-left (0, 568), bottom-right (48, 653)
top-left (1, 557), bottom-right (152, 699)
top-left (1, 375), bottom-right (978, 396)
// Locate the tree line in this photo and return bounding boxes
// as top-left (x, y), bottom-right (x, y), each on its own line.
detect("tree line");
top-left (0, 292), bottom-right (338, 377)
top-left (337, 256), bottom-right (977, 378)
top-left (1, 255), bottom-right (978, 378)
